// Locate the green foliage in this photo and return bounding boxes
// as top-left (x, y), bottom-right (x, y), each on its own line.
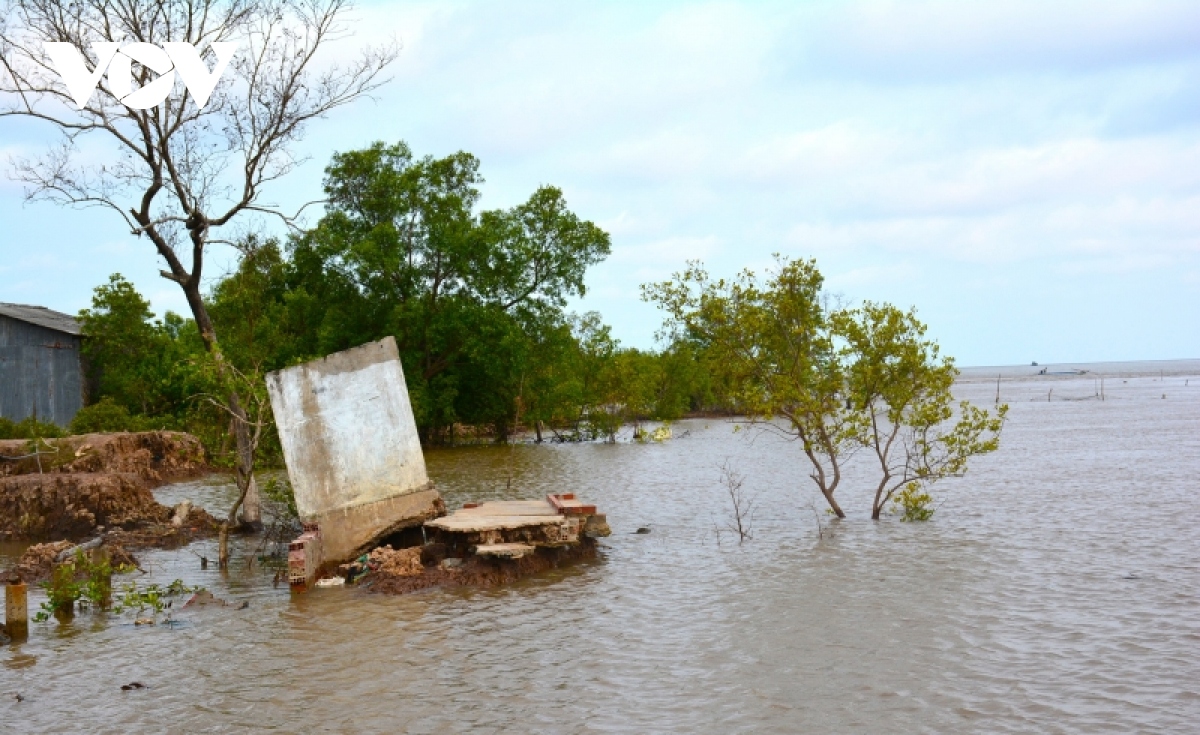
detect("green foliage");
top-left (0, 415), bottom-right (65, 440)
top-left (71, 144), bottom-right (726, 454)
top-left (893, 482), bottom-right (935, 522)
top-left (262, 475), bottom-right (298, 519)
top-left (76, 274), bottom-right (265, 466)
top-left (31, 550), bottom-right (125, 622)
top-left (283, 140), bottom-right (613, 441)
top-left (81, 275), bottom-right (186, 415)
top-left (69, 397), bottom-right (164, 434)
top-left (33, 562), bottom-right (81, 622)
top-left (112, 579), bottom-right (202, 619)
top-left (836, 301), bottom-right (1007, 518)
top-left (77, 274), bottom-right (215, 437)
top-left (635, 421), bottom-right (673, 443)
top-left (644, 257), bottom-right (858, 517)
top-left (644, 257), bottom-right (1008, 519)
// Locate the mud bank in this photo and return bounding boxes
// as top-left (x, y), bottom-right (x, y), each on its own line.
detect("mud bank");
top-left (0, 431), bottom-right (208, 481)
top-left (4, 540), bottom-right (140, 584)
top-left (350, 538), bottom-right (599, 595)
top-left (0, 432), bottom-right (215, 544)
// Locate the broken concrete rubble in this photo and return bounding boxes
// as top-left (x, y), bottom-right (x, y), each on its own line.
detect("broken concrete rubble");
top-left (327, 494), bottom-right (611, 595)
top-left (362, 535), bottom-right (598, 595)
top-left (268, 337), bottom-right (611, 592)
top-left (267, 337), bottom-right (443, 586)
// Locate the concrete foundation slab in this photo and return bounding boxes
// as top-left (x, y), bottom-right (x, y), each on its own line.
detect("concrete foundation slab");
top-left (267, 337), bottom-right (443, 585)
top-left (311, 487), bottom-right (442, 564)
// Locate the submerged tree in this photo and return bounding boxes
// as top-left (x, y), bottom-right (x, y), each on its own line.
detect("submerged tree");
top-left (644, 258), bottom-right (860, 518)
top-left (0, 0), bottom-right (396, 561)
top-left (835, 303), bottom-right (1007, 520)
top-left (645, 258), bottom-right (1007, 520)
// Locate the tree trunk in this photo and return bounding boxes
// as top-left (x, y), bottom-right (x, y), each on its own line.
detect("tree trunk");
top-left (870, 476), bottom-right (890, 521)
top-left (229, 392), bottom-right (261, 528)
top-left (535, 420), bottom-right (543, 443)
top-left (241, 475), bottom-right (262, 527)
top-left (182, 276), bottom-right (261, 531)
top-left (218, 523), bottom-right (230, 570)
top-left (824, 491), bottom-right (847, 519)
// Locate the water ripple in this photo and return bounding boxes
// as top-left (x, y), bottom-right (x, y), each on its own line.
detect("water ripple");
top-left (2, 372), bottom-right (1197, 733)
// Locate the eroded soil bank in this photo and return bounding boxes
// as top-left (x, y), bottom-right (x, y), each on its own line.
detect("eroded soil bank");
top-left (4, 539), bottom-right (140, 584)
top-left (0, 432), bottom-right (216, 580)
top-left (0, 431), bottom-right (208, 481)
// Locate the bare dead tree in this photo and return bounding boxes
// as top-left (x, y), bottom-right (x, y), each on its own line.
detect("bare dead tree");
top-left (717, 460), bottom-right (755, 544)
top-left (0, 0), bottom-right (397, 559)
top-left (194, 362), bottom-right (273, 568)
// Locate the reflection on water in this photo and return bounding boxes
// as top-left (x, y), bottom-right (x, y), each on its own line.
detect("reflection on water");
top-left (2, 366), bottom-right (1198, 733)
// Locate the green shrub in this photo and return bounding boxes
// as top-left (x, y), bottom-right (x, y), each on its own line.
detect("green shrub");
top-left (893, 482), bottom-right (935, 522)
top-left (69, 398), bottom-right (167, 435)
top-left (0, 416), bottom-right (65, 440)
top-left (262, 475), bottom-right (298, 519)
top-left (31, 550), bottom-right (127, 622)
top-left (113, 579), bottom-right (201, 619)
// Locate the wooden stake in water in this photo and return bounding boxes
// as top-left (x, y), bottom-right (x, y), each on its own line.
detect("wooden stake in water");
top-left (5, 582), bottom-right (28, 641)
top-left (995, 374), bottom-right (1001, 404)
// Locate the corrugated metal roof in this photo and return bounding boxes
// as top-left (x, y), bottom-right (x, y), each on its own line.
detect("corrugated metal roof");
top-left (0, 302), bottom-right (82, 336)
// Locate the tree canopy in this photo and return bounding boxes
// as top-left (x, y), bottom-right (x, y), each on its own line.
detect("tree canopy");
top-left (73, 144), bottom-right (1003, 520)
top-left (78, 141), bottom-right (715, 449)
top-left (645, 256), bottom-right (1006, 519)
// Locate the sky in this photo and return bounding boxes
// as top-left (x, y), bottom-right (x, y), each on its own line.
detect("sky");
top-left (2, 0), bottom-right (1198, 366)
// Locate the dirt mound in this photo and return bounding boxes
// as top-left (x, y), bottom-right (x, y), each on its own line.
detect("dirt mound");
top-left (2, 540), bottom-right (140, 584)
top-left (4, 541), bottom-right (72, 583)
top-left (0, 431), bottom-right (208, 485)
top-left (365, 540), bottom-right (598, 595)
top-left (0, 431), bottom-right (215, 543)
top-left (0, 473), bottom-right (215, 541)
top-left (367, 545), bottom-right (424, 577)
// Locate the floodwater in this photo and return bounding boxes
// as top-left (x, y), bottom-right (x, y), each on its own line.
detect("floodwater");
top-left (3, 361), bottom-right (1199, 733)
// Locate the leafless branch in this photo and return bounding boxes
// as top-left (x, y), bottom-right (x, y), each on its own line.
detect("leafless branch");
top-left (717, 459), bottom-right (755, 543)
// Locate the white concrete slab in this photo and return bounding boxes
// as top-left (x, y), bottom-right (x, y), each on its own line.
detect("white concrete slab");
top-left (266, 337), bottom-right (429, 519)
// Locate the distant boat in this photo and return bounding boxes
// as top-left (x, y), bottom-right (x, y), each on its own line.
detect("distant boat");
top-left (1037, 367), bottom-right (1088, 376)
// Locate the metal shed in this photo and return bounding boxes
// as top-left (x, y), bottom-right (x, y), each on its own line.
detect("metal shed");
top-left (0, 302), bottom-right (84, 427)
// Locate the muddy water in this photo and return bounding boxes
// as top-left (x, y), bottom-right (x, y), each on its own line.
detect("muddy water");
top-left (3, 365), bottom-right (1199, 733)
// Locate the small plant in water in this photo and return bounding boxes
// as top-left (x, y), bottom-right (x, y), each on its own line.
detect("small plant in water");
top-left (32, 550), bottom-right (127, 622)
top-left (716, 460), bottom-right (755, 543)
top-left (893, 482), bottom-right (935, 522)
top-left (33, 562), bottom-right (81, 622)
top-left (113, 579), bottom-right (203, 622)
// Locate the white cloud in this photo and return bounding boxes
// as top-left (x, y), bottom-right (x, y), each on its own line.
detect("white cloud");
top-left (3, 0), bottom-right (1200, 363)
top-left (609, 234), bottom-right (720, 267)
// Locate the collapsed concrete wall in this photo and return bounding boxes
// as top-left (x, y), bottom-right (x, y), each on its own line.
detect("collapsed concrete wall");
top-left (266, 337), bottom-right (442, 568)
